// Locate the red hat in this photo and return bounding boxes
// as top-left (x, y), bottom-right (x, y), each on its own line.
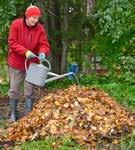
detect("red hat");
top-left (25, 6), bottom-right (41, 17)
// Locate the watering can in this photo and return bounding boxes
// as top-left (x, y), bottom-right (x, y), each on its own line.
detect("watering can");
top-left (25, 58), bottom-right (79, 87)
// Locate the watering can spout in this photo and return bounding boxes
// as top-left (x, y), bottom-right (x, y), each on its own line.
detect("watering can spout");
top-left (46, 72), bottom-right (80, 85)
top-left (45, 72), bottom-right (73, 83)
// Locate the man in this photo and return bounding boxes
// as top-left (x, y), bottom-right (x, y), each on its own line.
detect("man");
top-left (7, 5), bottom-right (50, 121)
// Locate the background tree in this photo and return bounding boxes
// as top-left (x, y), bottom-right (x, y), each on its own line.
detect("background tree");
top-left (89, 0), bottom-right (135, 82)
top-left (0, 0), bottom-right (134, 77)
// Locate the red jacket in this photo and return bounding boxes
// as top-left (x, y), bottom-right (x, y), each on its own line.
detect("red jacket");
top-left (7, 18), bottom-right (50, 71)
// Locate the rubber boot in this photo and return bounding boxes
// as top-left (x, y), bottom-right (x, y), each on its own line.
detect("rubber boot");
top-left (9, 99), bottom-right (17, 122)
top-left (24, 98), bottom-right (33, 115)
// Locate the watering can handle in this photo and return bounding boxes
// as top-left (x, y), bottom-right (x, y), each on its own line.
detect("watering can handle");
top-left (43, 58), bottom-right (51, 70)
top-left (25, 56), bottom-right (51, 73)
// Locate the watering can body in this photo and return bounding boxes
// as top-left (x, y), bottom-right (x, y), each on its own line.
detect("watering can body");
top-left (25, 58), bottom-right (51, 86)
top-left (25, 63), bottom-right (50, 86)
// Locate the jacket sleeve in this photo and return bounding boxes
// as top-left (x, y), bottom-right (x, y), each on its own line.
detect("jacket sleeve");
top-left (8, 20), bottom-right (27, 56)
top-left (38, 26), bottom-right (50, 57)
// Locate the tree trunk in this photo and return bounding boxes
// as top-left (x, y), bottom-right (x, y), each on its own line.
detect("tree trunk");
top-left (48, 0), bottom-right (62, 73)
top-left (61, 2), bottom-right (68, 73)
top-left (83, 0), bottom-right (95, 73)
top-left (86, 0), bottom-right (95, 16)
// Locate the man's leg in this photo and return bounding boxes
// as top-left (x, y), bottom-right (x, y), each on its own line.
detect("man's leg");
top-left (8, 66), bottom-right (24, 121)
top-left (24, 80), bottom-right (34, 115)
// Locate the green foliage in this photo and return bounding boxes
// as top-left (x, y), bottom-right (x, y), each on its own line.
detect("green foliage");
top-left (0, 0), bottom-right (16, 53)
top-left (12, 136), bottom-right (84, 150)
top-left (0, 0), bottom-right (30, 54)
top-left (15, 138), bottom-right (54, 150)
top-left (0, 83), bottom-right (9, 96)
top-left (87, 0), bottom-right (135, 75)
top-left (100, 83), bottom-right (135, 109)
top-left (120, 131), bottom-right (135, 150)
top-left (0, 0), bottom-right (16, 30)
top-left (118, 55), bottom-right (135, 84)
top-left (11, 132), bottom-right (135, 149)
top-left (96, 0), bottom-right (133, 43)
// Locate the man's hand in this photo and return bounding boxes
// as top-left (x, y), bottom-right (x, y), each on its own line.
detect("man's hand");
top-left (38, 53), bottom-right (46, 62)
top-left (25, 50), bottom-right (36, 59)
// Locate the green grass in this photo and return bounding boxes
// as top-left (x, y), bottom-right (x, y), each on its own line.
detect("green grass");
top-left (96, 83), bottom-right (135, 110)
top-left (0, 83), bottom-right (9, 97)
top-left (12, 136), bottom-right (84, 150)
top-left (10, 132), bottom-right (135, 150)
top-left (120, 131), bottom-right (135, 150)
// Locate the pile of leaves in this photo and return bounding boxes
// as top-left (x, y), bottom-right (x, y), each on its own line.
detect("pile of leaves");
top-left (6, 85), bottom-right (135, 145)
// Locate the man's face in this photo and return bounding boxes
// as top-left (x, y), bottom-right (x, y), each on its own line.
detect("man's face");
top-left (26, 16), bottom-right (39, 26)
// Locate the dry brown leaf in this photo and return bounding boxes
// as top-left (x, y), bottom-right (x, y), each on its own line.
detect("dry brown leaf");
top-left (4, 85), bottom-right (135, 147)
